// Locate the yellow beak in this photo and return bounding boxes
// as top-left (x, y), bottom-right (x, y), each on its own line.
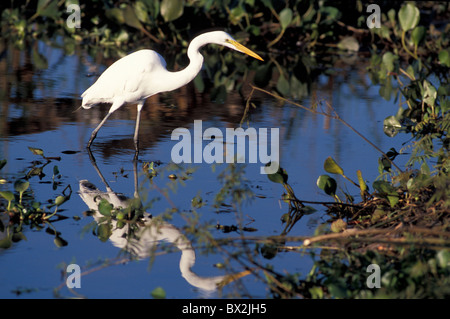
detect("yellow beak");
top-left (227, 39), bottom-right (264, 61)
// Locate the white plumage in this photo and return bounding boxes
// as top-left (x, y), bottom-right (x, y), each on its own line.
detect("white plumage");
top-left (81, 31), bottom-right (263, 155)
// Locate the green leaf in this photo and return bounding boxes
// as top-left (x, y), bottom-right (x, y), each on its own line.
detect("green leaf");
top-left (14, 179), bottom-right (29, 193)
top-left (230, 6), bottom-right (246, 25)
top-left (36, 0), bottom-right (59, 20)
top-left (266, 163), bottom-right (288, 184)
top-left (423, 80), bottom-right (437, 108)
top-left (54, 236), bottom-right (68, 248)
top-left (28, 146), bottom-right (45, 157)
top-left (279, 8), bottom-right (293, 29)
top-left (316, 175), bottom-right (337, 196)
top-left (324, 156), bottom-right (344, 175)
top-left (436, 250), bottom-right (450, 269)
top-left (411, 26), bottom-right (426, 46)
top-left (382, 52), bottom-right (398, 73)
top-left (438, 50), bottom-right (450, 67)
top-left (372, 180), bottom-right (396, 195)
top-left (0, 191), bottom-right (14, 202)
top-left (337, 36), bottom-right (359, 52)
top-left (276, 75), bottom-right (289, 96)
top-left (123, 5), bottom-right (144, 30)
top-left (134, 1), bottom-right (151, 24)
top-left (398, 3), bottom-right (420, 31)
top-left (331, 218), bottom-right (347, 233)
top-left (160, 0), bottom-right (184, 22)
top-left (356, 170), bottom-right (367, 195)
top-left (98, 199), bottom-right (113, 216)
top-left (383, 115), bottom-right (402, 137)
top-left (96, 223), bottom-right (112, 242)
top-left (151, 286), bottom-right (166, 299)
top-left (0, 235), bottom-right (12, 249)
top-left (54, 195), bottom-right (66, 206)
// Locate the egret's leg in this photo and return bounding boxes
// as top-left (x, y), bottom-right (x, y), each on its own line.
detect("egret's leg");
top-left (133, 101), bottom-right (144, 154)
top-left (87, 112), bottom-right (113, 149)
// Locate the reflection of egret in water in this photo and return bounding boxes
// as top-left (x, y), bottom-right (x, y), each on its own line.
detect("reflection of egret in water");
top-left (79, 151), bottom-right (247, 293)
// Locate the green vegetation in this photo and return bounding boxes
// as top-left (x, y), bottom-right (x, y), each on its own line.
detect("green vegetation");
top-left (0, 1), bottom-right (449, 298)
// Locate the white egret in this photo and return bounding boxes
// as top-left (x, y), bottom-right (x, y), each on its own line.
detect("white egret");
top-left (81, 30), bottom-right (263, 154)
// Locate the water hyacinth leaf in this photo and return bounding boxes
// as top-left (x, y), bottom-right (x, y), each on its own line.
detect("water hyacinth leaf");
top-left (337, 36), bottom-right (359, 52)
top-left (266, 163), bottom-right (288, 184)
top-left (160, 0), bottom-right (184, 22)
top-left (134, 1), bottom-right (151, 24)
top-left (0, 191), bottom-right (14, 202)
top-left (0, 191), bottom-right (14, 210)
top-left (423, 80), bottom-right (437, 108)
top-left (32, 48), bottom-right (48, 70)
top-left (260, 243), bottom-right (278, 259)
top-left (372, 180), bottom-right (396, 195)
top-left (276, 75), bottom-right (290, 96)
top-left (383, 115), bottom-right (402, 137)
top-left (324, 156), bottom-right (344, 175)
top-left (14, 179), bottom-right (29, 194)
top-left (54, 195), bottom-right (66, 206)
top-left (436, 250), bottom-right (450, 269)
top-left (317, 175), bottom-right (337, 196)
top-left (398, 3), bottom-right (420, 31)
top-left (356, 170), bottom-right (367, 195)
top-left (96, 223), bottom-right (112, 242)
top-left (331, 218), bottom-right (347, 233)
top-left (35, 0), bottom-right (59, 20)
top-left (438, 50), bottom-right (450, 67)
top-left (123, 5), bottom-right (145, 30)
top-left (301, 206), bottom-right (317, 215)
top-left (279, 8), bottom-right (293, 29)
top-left (387, 194), bottom-right (399, 207)
top-left (106, 8), bottom-right (125, 24)
top-left (151, 287), bottom-right (166, 299)
top-left (230, 6), bottom-right (246, 25)
top-left (28, 147), bottom-right (44, 157)
top-left (411, 26), bottom-right (426, 46)
top-left (382, 52), bottom-right (398, 73)
top-left (0, 235), bottom-right (12, 249)
top-left (54, 235), bottom-right (68, 248)
top-left (98, 199), bottom-right (113, 216)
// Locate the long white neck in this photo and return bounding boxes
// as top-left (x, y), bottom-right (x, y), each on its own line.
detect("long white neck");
top-left (161, 33), bottom-right (215, 91)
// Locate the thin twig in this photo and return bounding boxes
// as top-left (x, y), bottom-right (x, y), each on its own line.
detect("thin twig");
top-left (247, 85), bottom-right (404, 173)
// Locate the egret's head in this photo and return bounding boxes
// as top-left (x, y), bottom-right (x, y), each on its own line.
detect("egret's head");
top-left (223, 33), bottom-right (264, 61)
top-left (204, 31), bottom-right (264, 61)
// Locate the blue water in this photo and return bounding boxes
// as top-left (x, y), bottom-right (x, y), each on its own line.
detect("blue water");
top-left (0, 40), bottom-right (408, 298)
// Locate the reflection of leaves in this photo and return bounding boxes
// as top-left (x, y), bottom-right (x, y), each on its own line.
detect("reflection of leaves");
top-left (337, 37), bottom-right (359, 52)
top-left (32, 49), bottom-right (48, 70)
top-left (383, 115), bottom-right (402, 137)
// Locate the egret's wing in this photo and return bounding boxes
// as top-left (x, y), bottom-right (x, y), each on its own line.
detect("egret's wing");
top-left (81, 50), bottom-right (167, 107)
